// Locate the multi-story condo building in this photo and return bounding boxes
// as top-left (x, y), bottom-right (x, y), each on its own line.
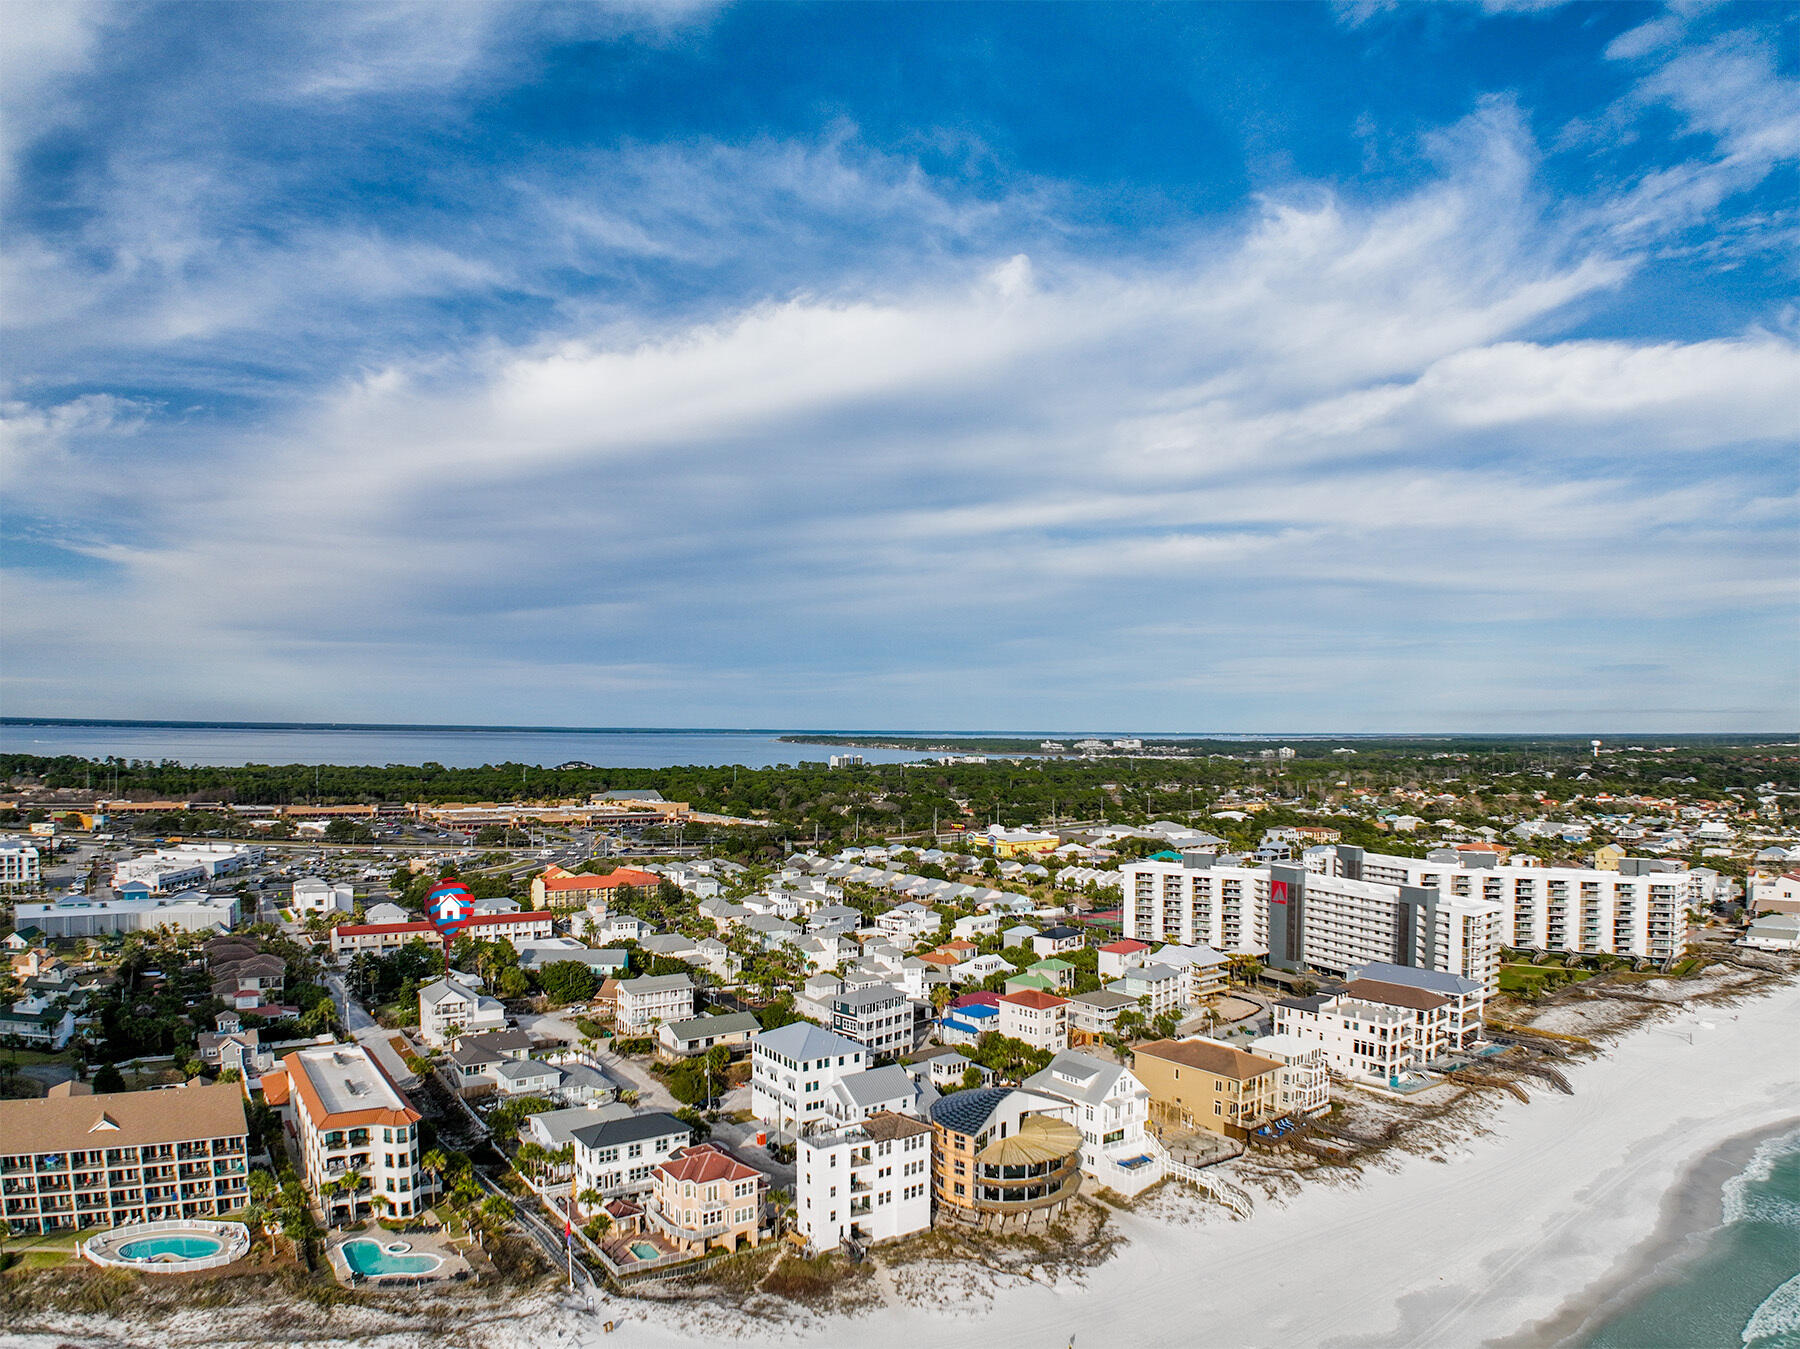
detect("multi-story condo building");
top-left (0, 1082), bottom-right (250, 1235)
top-left (1122, 855), bottom-right (1270, 954)
top-left (750, 1022), bottom-right (870, 1136)
top-left (1123, 853), bottom-right (1502, 994)
top-left (571, 1112), bottom-right (692, 1206)
top-left (274, 1044), bottom-right (425, 1223)
top-left (830, 984), bottom-right (911, 1059)
top-left (1307, 845), bottom-right (1696, 964)
top-left (329, 910), bottom-right (553, 960)
top-left (796, 1111), bottom-right (934, 1253)
top-left (0, 837), bottom-right (42, 891)
top-left (928, 1087), bottom-right (1082, 1230)
top-left (1131, 1038), bottom-right (1283, 1141)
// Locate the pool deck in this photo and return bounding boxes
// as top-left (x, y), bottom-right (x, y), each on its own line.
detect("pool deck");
top-left (82, 1219), bottom-right (251, 1273)
top-left (326, 1223), bottom-right (474, 1287)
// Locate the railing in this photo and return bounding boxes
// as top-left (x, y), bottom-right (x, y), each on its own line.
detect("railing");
top-left (80, 1218), bottom-right (251, 1273)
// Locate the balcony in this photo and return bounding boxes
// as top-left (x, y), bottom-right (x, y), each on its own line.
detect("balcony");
top-left (644, 1204), bottom-right (732, 1244)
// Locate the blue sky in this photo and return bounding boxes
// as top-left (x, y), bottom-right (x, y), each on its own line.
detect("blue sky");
top-left (2, 1), bottom-right (1796, 733)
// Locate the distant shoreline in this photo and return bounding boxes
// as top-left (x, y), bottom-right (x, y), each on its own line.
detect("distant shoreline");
top-left (3, 718), bottom-right (1784, 744)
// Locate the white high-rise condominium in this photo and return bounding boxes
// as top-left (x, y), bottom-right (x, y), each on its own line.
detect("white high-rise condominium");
top-left (1306, 845), bottom-right (1694, 964)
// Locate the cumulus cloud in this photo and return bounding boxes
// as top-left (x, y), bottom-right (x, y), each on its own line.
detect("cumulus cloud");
top-left (1, 7), bottom-right (1795, 730)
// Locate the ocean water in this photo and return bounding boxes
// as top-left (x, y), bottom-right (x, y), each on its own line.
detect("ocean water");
top-left (1578, 1126), bottom-right (1800, 1349)
top-left (0, 723), bottom-right (945, 770)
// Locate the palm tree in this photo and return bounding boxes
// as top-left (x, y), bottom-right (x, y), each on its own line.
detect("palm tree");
top-left (480, 1195), bottom-right (512, 1240)
top-left (576, 1187), bottom-right (605, 1218)
top-left (421, 1148), bottom-right (448, 1199)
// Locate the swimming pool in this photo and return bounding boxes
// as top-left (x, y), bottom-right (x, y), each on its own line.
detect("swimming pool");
top-left (117, 1234), bottom-right (225, 1261)
top-left (339, 1238), bottom-right (443, 1276)
top-left (82, 1220), bottom-right (249, 1273)
top-left (628, 1241), bottom-right (662, 1261)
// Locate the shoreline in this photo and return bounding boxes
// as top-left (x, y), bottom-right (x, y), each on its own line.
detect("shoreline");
top-left (9, 975), bottom-right (1798, 1349)
top-left (551, 975), bottom-right (1800, 1349)
top-left (1497, 1115), bottom-right (1800, 1349)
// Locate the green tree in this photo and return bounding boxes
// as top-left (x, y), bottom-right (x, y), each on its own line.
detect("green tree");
top-left (93, 1062), bottom-right (125, 1093)
top-left (537, 960), bottom-right (597, 1007)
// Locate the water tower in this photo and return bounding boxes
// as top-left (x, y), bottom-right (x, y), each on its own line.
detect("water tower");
top-left (1591, 739), bottom-right (1602, 761)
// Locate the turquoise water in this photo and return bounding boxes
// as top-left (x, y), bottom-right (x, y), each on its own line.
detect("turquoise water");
top-left (628, 1241), bottom-right (662, 1261)
top-left (339, 1239), bottom-right (441, 1276)
top-left (1578, 1127), bottom-right (1800, 1349)
top-left (117, 1234), bottom-right (223, 1260)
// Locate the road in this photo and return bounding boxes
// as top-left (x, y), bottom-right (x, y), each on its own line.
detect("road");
top-left (323, 971), bottom-right (422, 1089)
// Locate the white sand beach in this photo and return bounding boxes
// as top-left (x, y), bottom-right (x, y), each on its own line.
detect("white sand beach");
top-left (532, 976), bottom-right (1800, 1349)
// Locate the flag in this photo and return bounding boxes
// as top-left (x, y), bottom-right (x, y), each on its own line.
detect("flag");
top-left (565, 1215), bottom-right (573, 1247)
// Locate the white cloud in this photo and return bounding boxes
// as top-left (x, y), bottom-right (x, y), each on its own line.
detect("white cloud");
top-left (3, 48), bottom-right (1795, 728)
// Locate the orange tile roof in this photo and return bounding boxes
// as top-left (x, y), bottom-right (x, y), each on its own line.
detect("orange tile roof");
top-left (261, 1068), bottom-right (290, 1106)
top-left (999, 988), bottom-right (1068, 1010)
top-left (541, 866), bottom-right (661, 892)
top-left (654, 1143), bottom-right (760, 1186)
top-left (281, 1050), bottom-right (421, 1130)
top-left (1098, 939), bottom-right (1149, 954)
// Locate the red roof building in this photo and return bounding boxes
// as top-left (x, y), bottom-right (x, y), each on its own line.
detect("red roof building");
top-left (649, 1144), bottom-right (766, 1253)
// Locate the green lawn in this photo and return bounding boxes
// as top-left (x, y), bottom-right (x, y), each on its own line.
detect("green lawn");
top-left (1497, 963), bottom-right (1594, 995)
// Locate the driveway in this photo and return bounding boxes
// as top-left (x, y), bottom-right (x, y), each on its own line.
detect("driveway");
top-left (324, 972), bottom-right (379, 1035)
top-left (514, 1012), bottom-right (683, 1114)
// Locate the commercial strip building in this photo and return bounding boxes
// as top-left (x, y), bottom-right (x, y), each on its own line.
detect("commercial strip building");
top-left (329, 910), bottom-right (554, 960)
top-left (112, 844), bottom-right (263, 895)
top-left (796, 1110), bottom-right (934, 1253)
top-left (0, 1081), bottom-right (250, 1235)
top-left (14, 891), bottom-right (240, 939)
top-left (268, 1043), bottom-right (426, 1224)
top-left (410, 798), bottom-right (690, 833)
